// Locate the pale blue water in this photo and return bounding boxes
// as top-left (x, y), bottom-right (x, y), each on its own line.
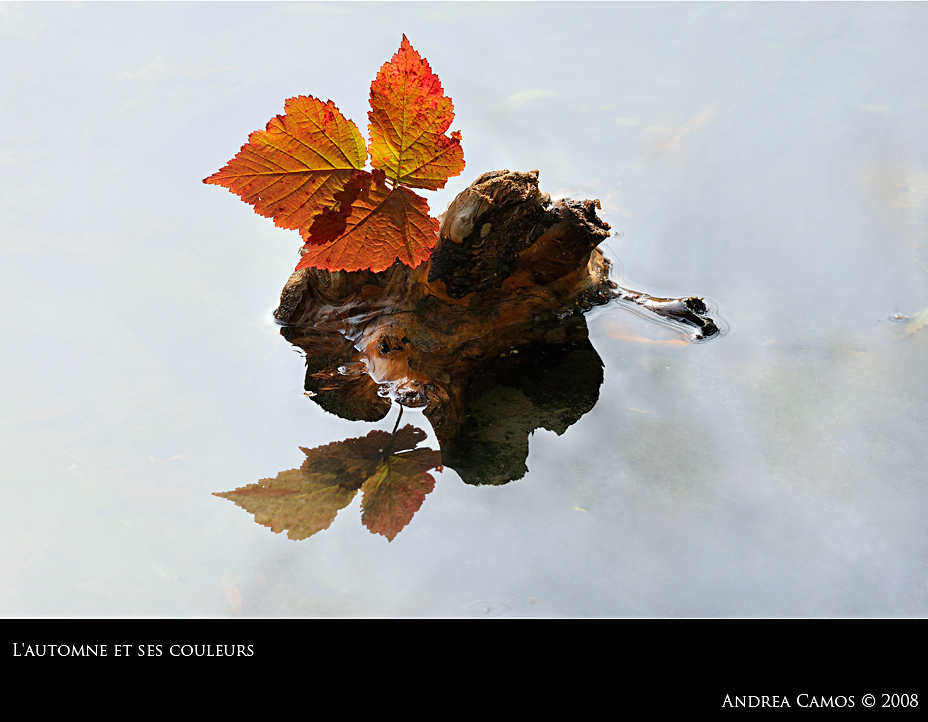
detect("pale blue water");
top-left (2, 1), bottom-right (927, 616)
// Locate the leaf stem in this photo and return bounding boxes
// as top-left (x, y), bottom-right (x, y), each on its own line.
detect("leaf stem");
top-left (391, 404), bottom-right (404, 437)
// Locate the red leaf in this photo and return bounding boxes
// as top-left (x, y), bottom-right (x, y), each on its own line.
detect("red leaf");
top-left (296, 172), bottom-right (439, 272)
top-left (203, 96), bottom-right (366, 232)
top-left (368, 35), bottom-right (465, 190)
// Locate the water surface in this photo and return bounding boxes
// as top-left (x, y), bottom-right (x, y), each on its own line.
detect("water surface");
top-left (2, 2), bottom-right (927, 616)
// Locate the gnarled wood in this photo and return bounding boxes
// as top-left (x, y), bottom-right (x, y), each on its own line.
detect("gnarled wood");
top-left (276, 169), bottom-right (720, 485)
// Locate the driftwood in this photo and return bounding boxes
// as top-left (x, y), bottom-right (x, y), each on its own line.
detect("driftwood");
top-left (275, 170), bottom-right (719, 485)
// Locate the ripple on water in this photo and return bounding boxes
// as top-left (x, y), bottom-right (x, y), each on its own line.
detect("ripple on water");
top-left (438, 587), bottom-right (535, 618)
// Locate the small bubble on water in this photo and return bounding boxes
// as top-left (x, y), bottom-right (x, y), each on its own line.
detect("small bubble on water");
top-left (439, 587), bottom-right (532, 618)
top-left (889, 313), bottom-right (908, 323)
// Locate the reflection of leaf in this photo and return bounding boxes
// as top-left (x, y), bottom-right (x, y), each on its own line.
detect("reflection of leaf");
top-left (214, 466), bottom-right (359, 541)
top-left (214, 425), bottom-right (439, 541)
top-left (390, 424), bottom-right (429, 452)
top-left (905, 307), bottom-right (928, 336)
top-left (361, 448), bottom-right (443, 541)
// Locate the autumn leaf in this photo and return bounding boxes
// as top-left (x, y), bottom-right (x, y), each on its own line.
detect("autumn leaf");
top-left (368, 35), bottom-right (465, 190)
top-left (204, 37), bottom-right (464, 274)
top-left (361, 448), bottom-right (442, 542)
top-left (214, 425), bottom-right (439, 541)
top-left (297, 170), bottom-right (439, 272)
top-left (203, 95), bottom-right (367, 232)
top-left (300, 169), bottom-right (373, 246)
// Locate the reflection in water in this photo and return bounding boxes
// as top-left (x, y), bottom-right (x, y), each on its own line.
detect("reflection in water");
top-left (215, 423), bottom-right (441, 541)
top-left (216, 170), bottom-right (722, 540)
top-left (435, 315), bottom-right (603, 486)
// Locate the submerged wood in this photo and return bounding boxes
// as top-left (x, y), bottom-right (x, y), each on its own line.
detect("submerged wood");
top-left (275, 169), bottom-right (719, 485)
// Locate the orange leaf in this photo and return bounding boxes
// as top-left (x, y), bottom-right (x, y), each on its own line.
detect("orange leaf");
top-left (368, 35), bottom-right (465, 190)
top-left (300, 169), bottom-right (373, 246)
top-left (296, 171), bottom-right (439, 272)
top-left (203, 95), bottom-right (366, 232)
